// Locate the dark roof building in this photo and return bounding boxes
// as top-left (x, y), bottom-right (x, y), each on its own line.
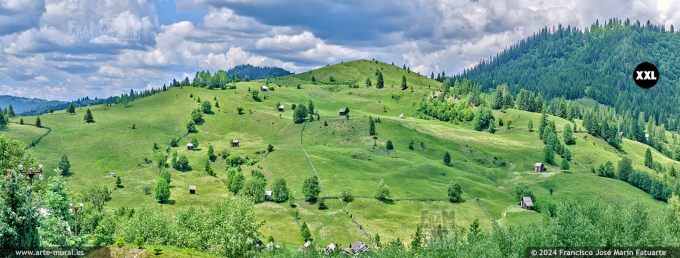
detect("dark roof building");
top-left (349, 242), bottom-right (370, 254)
top-left (339, 107), bottom-right (350, 116)
top-left (534, 162), bottom-right (545, 172)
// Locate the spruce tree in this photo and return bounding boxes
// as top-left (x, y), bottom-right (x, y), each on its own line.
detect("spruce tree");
top-left (58, 155), bottom-right (70, 176)
top-left (386, 140), bottom-right (394, 150)
top-left (35, 116), bottom-right (42, 128)
top-left (67, 104), bottom-right (76, 114)
top-left (369, 116), bottom-right (376, 136)
top-left (401, 75), bottom-right (408, 90)
top-left (376, 71), bottom-right (384, 89)
top-left (7, 105), bottom-right (15, 117)
top-left (443, 151), bottom-right (451, 166)
top-left (84, 108), bottom-right (94, 123)
top-left (645, 148), bottom-right (654, 168)
top-left (528, 120), bottom-right (534, 132)
top-left (448, 183), bottom-right (463, 203)
top-left (563, 124), bottom-right (575, 145)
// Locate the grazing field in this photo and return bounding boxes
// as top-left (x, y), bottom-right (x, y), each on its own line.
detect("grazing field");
top-left (2, 60), bottom-right (677, 250)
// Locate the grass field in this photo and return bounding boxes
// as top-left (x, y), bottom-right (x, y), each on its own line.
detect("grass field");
top-left (2, 60), bottom-right (678, 249)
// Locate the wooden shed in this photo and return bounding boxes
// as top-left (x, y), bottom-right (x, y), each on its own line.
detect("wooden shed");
top-left (534, 162), bottom-right (545, 172)
top-left (261, 85), bottom-right (268, 92)
top-left (349, 242), bottom-right (370, 254)
top-left (339, 107), bottom-right (350, 116)
top-left (520, 196), bottom-right (533, 210)
top-left (231, 139), bottom-right (240, 147)
top-left (278, 104), bottom-right (285, 112)
top-left (186, 143), bottom-right (194, 150)
top-left (189, 185), bottom-right (196, 194)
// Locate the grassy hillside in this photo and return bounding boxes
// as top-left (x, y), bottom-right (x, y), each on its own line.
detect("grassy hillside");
top-left (2, 59), bottom-right (677, 251)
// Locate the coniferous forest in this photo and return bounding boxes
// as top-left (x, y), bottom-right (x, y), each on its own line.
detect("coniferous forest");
top-left (457, 18), bottom-right (680, 131)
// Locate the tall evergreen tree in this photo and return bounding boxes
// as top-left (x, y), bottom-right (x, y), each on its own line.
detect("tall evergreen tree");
top-left (401, 75), bottom-right (408, 90)
top-left (84, 108), bottom-right (95, 123)
top-left (369, 116), bottom-right (376, 136)
top-left (35, 116), bottom-right (42, 128)
top-left (376, 71), bottom-right (385, 89)
top-left (563, 124), bottom-right (575, 145)
top-left (67, 103), bottom-right (76, 114)
top-left (644, 148), bottom-right (654, 168)
top-left (58, 155), bottom-right (70, 176)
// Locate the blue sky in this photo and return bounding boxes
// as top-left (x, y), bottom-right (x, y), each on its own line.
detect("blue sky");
top-left (0, 0), bottom-right (678, 100)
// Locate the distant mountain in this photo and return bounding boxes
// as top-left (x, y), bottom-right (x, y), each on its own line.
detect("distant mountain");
top-left (0, 95), bottom-right (66, 114)
top-left (457, 18), bottom-right (680, 130)
top-left (226, 64), bottom-right (292, 80)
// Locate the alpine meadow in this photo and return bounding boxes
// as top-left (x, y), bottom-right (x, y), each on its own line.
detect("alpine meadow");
top-left (2, 14), bottom-right (680, 258)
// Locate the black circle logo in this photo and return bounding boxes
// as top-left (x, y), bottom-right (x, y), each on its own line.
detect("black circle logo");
top-left (633, 62), bottom-right (659, 89)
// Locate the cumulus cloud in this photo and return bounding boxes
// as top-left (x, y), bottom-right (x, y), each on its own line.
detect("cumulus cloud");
top-left (1, 0), bottom-right (679, 100)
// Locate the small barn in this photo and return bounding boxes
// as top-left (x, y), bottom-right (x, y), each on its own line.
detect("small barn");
top-left (231, 139), bottom-right (240, 147)
top-left (324, 243), bottom-right (337, 255)
top-left (186, 143), bottom-right (194, 150)
top-left (349, 242), bottom-right (370, 254)
top-left (534, 162), bottom-right (545, 172)
top-left (299, 241), bottom-right (312, 251)
top-left (261, 85), bottom-right (268, 92)
top-left (264, 190), bottom-right (273, 200)
top-left (339, 107), bottom-right (350, 116)
top-left (189, 185), bottom-right (196, 194)
top-left (520, 196), bottom-right (533, 210)
top-left (278, 104), bottom-right (285, 112)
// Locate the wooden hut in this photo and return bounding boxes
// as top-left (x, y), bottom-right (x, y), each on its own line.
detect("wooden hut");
top-left (278, 104), bottom-right (285, 112)
top-left (231, 139), bottom-right (240, 147)
top-left (261, 85), bottom-right (268, 92)
top-left (186, 143), bottom-right (194, 150)
top-left (349, 242), bottom-right (370, 254)
top-left (189, 185), bottom-right (196, 194)
top-left (534, 162), bottom-right (545, 172)
top-left (520, 196), bottom-right (533, 210)
top-left (339, 107), bottom-right (349, 116)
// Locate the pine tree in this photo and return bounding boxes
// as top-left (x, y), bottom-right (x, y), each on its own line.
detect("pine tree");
top-left (645, 148), bottom-right (654, 168)
top-left (543, 145), bottom-right (555, 164)
top-left (401, 75), bottom-right (408, 90)
top-left (369, 116), bottom-right (376, 136)
top-left (7, 105), bottom-right (15, 117)
top-left (410, 225), bottom-right (423, 252)
top-left (443, 151), bottom-right (451, 166)
top-left (84, 108), bottom-right (95, 123)
top-left (35, 116), bottom-right (42, 128)
top-left (67, 104), bottom-right (76, 114)
top-left (563, 124), bottom-right (575, 145)
top-left (560, 158), bottom-right (570, 170)
top-left (300, 222), bottom-right (312, 241)
top-left (58, 155), bottom-right (70, 176)
top-left (386, 140), bottom-right (394, 150)
top-left (539, 109), bottom-right (548, 139)
top-left (365, 77), bottom-right (372, 87)
top-left (376, 71), bottom-right (384, 89)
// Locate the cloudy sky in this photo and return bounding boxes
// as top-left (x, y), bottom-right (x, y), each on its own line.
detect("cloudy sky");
top-left (0, 0), bottom-right (678, 100)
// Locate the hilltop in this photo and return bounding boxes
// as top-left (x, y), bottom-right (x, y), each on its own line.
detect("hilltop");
top-left (2, 59), bottom-right (679, 255)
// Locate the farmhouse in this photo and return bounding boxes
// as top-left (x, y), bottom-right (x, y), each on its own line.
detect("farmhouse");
top-left (534, 162), bottom-right (545, 172)
top-left (231, 139), bottom-right (240, 147)
top-left (349, 242), bottom-right (370, 254)
top-left (520, 196), bottom-right (533, 210)
top-left (339, 107), bottom-right (350, 116)
top-left (186, 143), bottom-right (194, 150)
top-left (278, 104), bottom-right (285, 112)
top-left (189, 185), bottom-right (196, 194)
top-left (261, 85), bottom-right (268, 92)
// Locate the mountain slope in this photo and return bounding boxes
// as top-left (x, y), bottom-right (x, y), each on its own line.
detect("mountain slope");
top-left (0, 95), bottom-right (66, 114)
top-left (458, 19), bottom-right (680, 130)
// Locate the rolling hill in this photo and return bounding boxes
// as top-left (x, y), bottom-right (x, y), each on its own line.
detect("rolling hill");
top-left (0, 95), bottom-right (66, 114)
top-left (2, 59), bottom-right (679, 256)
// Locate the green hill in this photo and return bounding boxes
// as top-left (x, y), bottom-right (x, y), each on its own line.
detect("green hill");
top-left (458, 19), bottom-right (680, 131)
top-left (2, 59), bottom-right (678, 254)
